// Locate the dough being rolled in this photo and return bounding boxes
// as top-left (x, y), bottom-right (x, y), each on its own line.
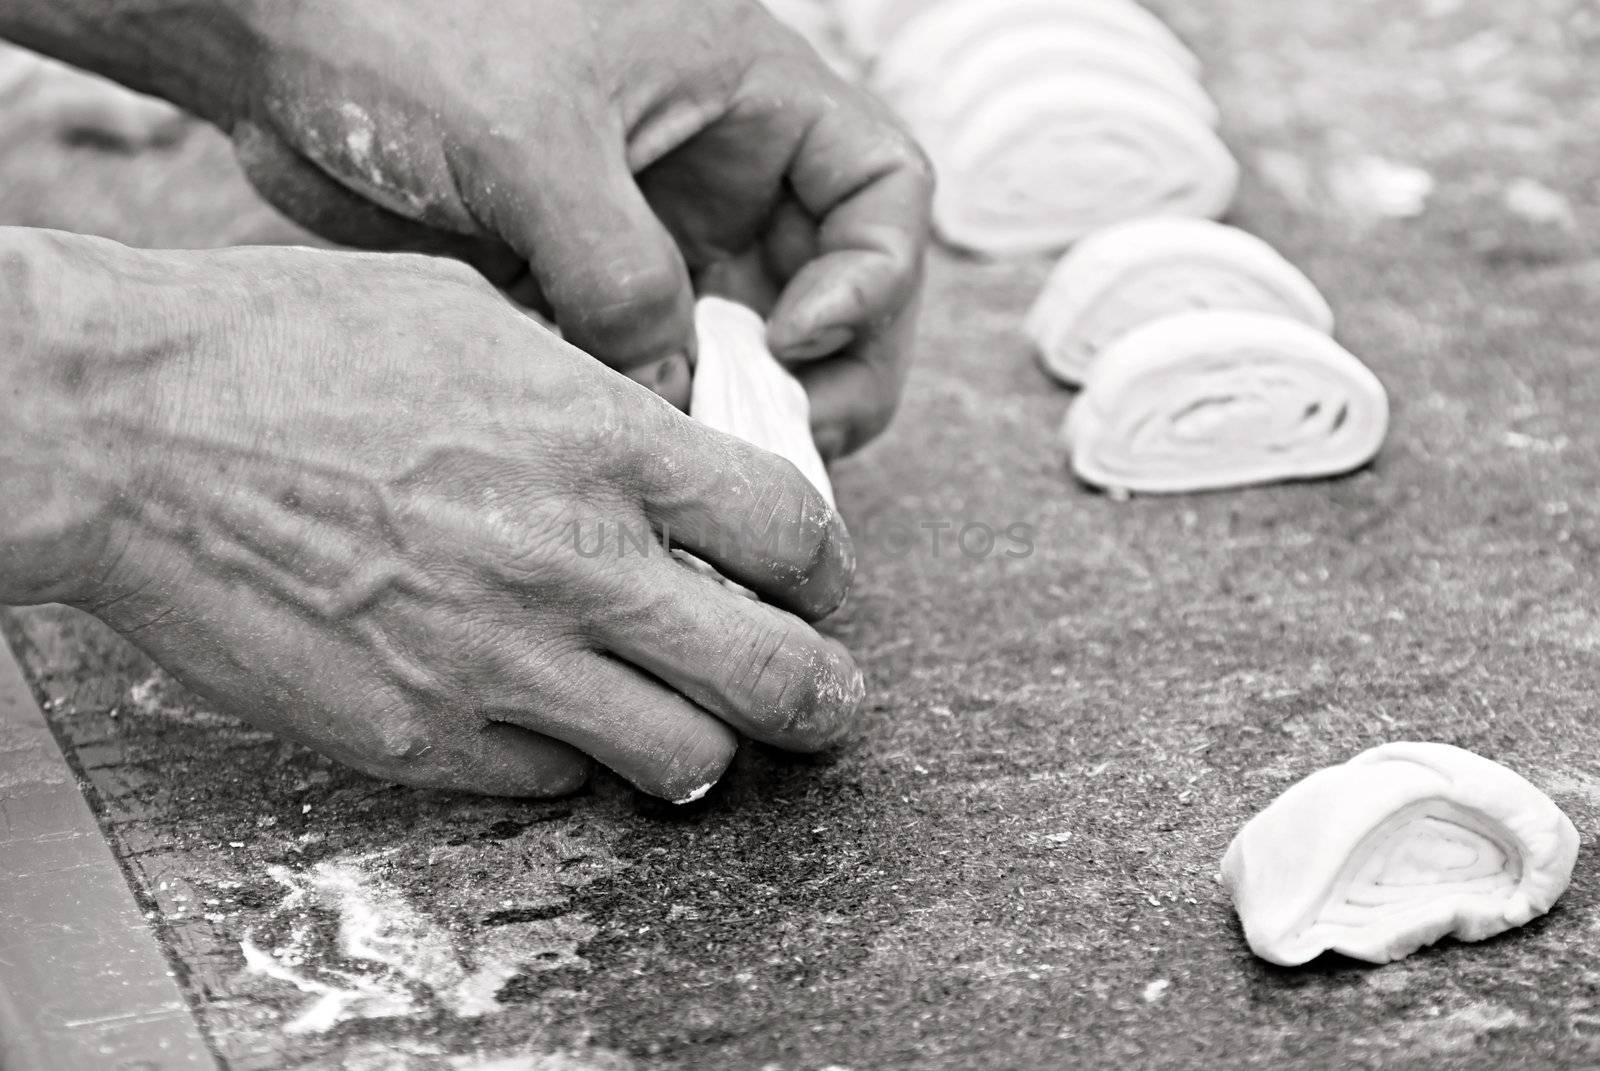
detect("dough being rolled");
top-left (689, 297), bottom-right (835, 508)
top-left (1222, 742), bottom-right (1580, 966)
top-left (898, 23), bottom-right (1218, 138)
top-left (930, 74), bottom-right (1238, 257)
top-left (1027, 218), bottom-right (1334, 385)
top-left (849, 0), bottom-right (1198, 75)
top-left (1063, 310), bottom-right (1387, 494)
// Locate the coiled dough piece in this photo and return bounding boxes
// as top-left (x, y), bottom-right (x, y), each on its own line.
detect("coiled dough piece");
top-left (1222, 742), bottom-right (1580, 966)
top-left (848, 0), bottom-right (1197, 74)
top-left (897, 22), bottom-right (1218, 138)
top-left (689, 297), bottom-right (835, 507)
top-left (1063, 310), bottom-right (1387, 494)
top-left (1027, 218), bottom-right (1333, 385)
top-left (931, 74), bottom-right (1237, 257)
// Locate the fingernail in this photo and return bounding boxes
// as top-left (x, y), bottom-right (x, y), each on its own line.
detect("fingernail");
top-left (673, 781), bottom-right (716, 806)
top-left (783, 323), bottom-right (855, 360)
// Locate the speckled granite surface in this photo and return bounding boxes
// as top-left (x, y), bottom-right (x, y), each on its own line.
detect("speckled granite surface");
top-left (6, 1), bottom-right (1600, 1067)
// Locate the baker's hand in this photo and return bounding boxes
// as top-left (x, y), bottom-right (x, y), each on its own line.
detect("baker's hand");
top-left (205, 0), bottom-right (931, 450)
top-left (4, 231), bottom-right (862, 800)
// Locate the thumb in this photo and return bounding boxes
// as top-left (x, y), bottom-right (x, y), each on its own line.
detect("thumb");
top-left (471, 110), bottom-right (696, 379)
top-left (231, 118), bottom-right (531, 289)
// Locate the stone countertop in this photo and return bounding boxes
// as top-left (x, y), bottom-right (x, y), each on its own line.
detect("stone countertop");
top-left (5, 0), bottom-right (1600, 1067)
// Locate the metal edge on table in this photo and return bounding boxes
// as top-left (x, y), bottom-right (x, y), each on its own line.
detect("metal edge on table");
top-left (0, 634), bottom-right (218, 1070)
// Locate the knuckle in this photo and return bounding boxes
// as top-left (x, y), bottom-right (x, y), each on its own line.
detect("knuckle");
top-left (565, 255), bottom-right (683, 345)
top-left (722, 620), bottom-right (838, 749)
top-left (751, 460), bottom-right (833, 571)
top-left (771, 664), bottom-right (830, 750)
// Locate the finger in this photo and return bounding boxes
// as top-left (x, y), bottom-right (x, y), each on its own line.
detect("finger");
top-left (280, 680), bottom-right (594, 801)
top-left (698, 248), bottom-right (783, 317)
top-left (511, 283), bottom-right (691, 410)
top-left (39, 77), bottom-right (191, 150)
top-left (595, 554), bottom-right (866, 753)
top-left (762, 194), bottom-right (823, 296)
top-left (468, 109), bottom-right (697, 374)
top-left (625, 352), bottom-right (693, 411)
top-left (492, 652), bottom-right (737, 804)
top-left (633, 409), bottom-right (856, 620)
top-left (230, 118), bottom-right (530, 288)
top-left (695, 198), bottom-right (821, 318)
top-left (766, 102), bottom-right (933, 361)
top-left (417, 722), bottom-right (594, 800)
top-left (797, 282), bottom-right (924, 459)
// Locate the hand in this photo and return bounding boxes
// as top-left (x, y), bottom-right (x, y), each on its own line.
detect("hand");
top-left (6, 231), bottom-right (863, 800)
top-left (211, 0), bottom-right (931, 448)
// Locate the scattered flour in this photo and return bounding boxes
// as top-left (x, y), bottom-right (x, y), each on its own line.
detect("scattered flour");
top-left (243, 851), bottom-right (598, 1033)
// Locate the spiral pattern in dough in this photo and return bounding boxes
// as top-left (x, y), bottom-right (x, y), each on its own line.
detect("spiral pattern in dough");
top-left (1222, 742), bottom-right (1579, 966)
top-left (931, 75), bottom-right (1237, 256)
top-left (1064, 310), bottom-right (1387, 495)
top-left (1027, 218), bottom-right (1334, 385)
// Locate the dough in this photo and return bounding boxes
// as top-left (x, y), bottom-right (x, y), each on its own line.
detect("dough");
top-left (689, 297), bottom-right (836, 508)
top-left (1063, 310), bottom-right (1388, 494)
top-left (869, 0), bottom-right (1201, 103)
top-left (929, 74), bottom-right (1238, 257)
top-left (1222, 742), bottom-right (1580, 966)
top-left (846, 0), bottom-right (1197, 72)
top-left (837, 0), bottom-right (924, 56)
top-left (892, 22), bottom-right (1218, 140)
top-left (1027, 218), bottom-right (1334, 385)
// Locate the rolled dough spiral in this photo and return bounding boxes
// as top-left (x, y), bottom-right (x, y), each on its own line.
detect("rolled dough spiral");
top-left (1063, 310), bottom-right (1388, 495)
top-left (848, 0), bottom-right (1198, 74)
top-left (1027, 218), bottom-right (1334, 385)
top-left (893, 22), bottom-right (1218, 140)
top-left (930, 74), bottom-right (1238, 257)
top-left (1221, 742), bottom-right (1579, 966)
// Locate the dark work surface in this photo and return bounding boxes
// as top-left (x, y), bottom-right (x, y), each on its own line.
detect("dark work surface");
top-left (6, 1), bottom-right (1600, 1067)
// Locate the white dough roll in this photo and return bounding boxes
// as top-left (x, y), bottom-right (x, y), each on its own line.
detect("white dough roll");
top-left (894, 23), bottom-right (1219, 137)
top-left (929, 75), bottom-right (1238, 257)
top-left (847, 0), bottom-right (1197, 73)
top-left (1064, 310), bottom-right (1389, 495)
top-left (869, 0), bottom-right (1201, 105)
top-left (836, 0), bottom-right (912, 57)
top-left (1026, 218), bottom-right (1334, 385)
top-left (1222, 742), bottom-right (1579, 967)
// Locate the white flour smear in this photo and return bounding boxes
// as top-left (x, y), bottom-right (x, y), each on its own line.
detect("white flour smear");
top-left (242, 852), bottom-right (600, 1033)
